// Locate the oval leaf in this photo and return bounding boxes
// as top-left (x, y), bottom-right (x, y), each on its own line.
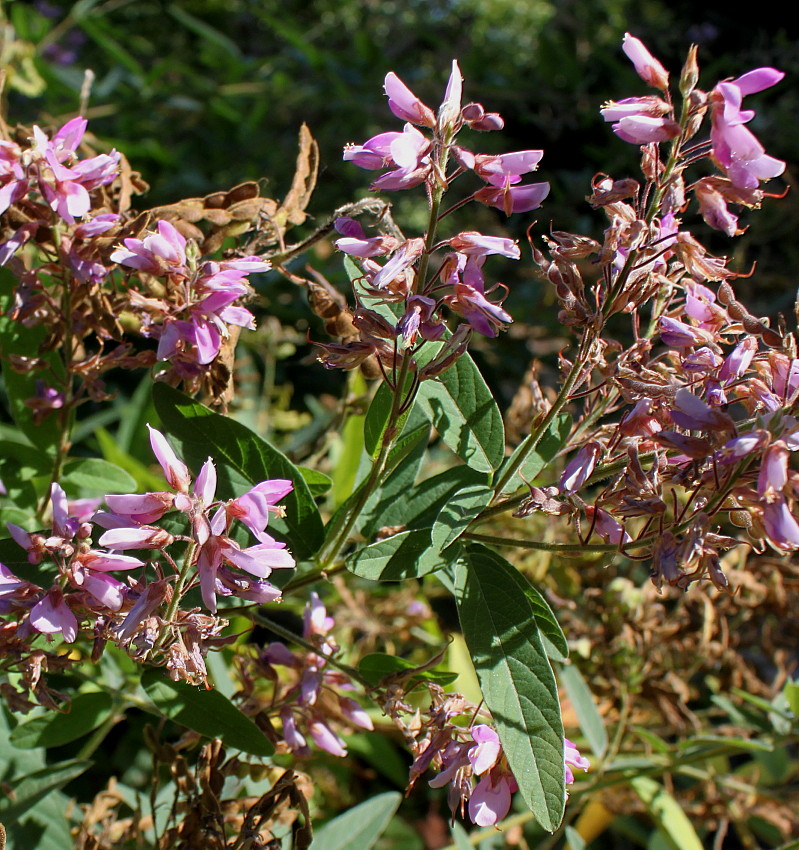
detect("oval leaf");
top-left (312, 791), bottom-right (402, 850)
top-left (559, 663), bottom-right (607, 759)
top-left (61, 458), bottom-right (137, 496)
top-left (454, 547), bottom-right (565, 831)
top-left (417, 348), bottom-right (504, 472)
top-left (152, 382), bottom-right (322, 559)
top-left (431, 482), bottom-right (493, 552)
top-left (141, 668), bottom-right (273, 756)
top-left (629, 777), bottom-right (703, 850)
top-left (348, 529), bottom-right (459, 581)
top-left (10, 692), bottom-right (114, 750)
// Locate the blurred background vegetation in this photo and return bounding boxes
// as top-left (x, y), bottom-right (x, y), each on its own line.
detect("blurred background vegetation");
top-left (3, 0), bottom-right (797, 414)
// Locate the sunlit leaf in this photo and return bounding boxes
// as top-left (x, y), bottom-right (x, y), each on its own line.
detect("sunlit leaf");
top-left (454, 546), bottom-right (565, 831)
top-left (312, 792), bottom-right (402, 850)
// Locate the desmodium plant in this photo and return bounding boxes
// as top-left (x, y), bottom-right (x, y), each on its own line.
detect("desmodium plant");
top-left (0, 30), bottom-right (797, 849)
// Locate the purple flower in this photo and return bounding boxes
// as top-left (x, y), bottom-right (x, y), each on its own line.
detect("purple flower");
top-left (449, 231), bottom-right (520, 259)
top-left (622, 33), bottom-right (669, 90)
top-left (29, 587), bottom-right (78, 643)
top-left (468, 771), bottom-right (518, 827)
top-left (384, 72), bottom-right (436, 127)
top-left (468, 725), bottom-right (501, 775)
top-left (560, 442), bottom-right (601, 495)
top-left (710, 68), bottom-right (785, 189)
top-left (564, 738), bottom-right (590, 784)
top-left (309, 718), bottom-right (347, 757)
top-left (111, 219), bottom-right (188, 276)
top-left (226, 479), bottom-right (293, 543)
top-left (762, 496), bottom-right (799, 550)
top-left (474, 181), bottom-right (550, 215)
top-left (147, 425), bottom-right (192, 493)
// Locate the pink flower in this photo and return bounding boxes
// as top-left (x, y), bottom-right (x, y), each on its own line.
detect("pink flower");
top-left (622, 33), bottom-right (669, 90)
top-left (309, 718), bottom-right (347, 757)
top-left (474, 181), bottom-right (550, 215)
top-left (384, 72), bottom-right (436, 127)
top-left (226, 479), bottom-right (293, 543)
top-left (468, 771), bottom-right (518, 827)
top-left (564, 738), bottom-right (590, 784)
top-left (147, 425), bottom-right (192, 493)
top-left (449, 231), bottom-right (520, 259)
top-left (111, 219), bottom-right (188, 275)
top-left (560, 442), bottom-right (601, 495)
top-left (710, 68), bottom-right (785, 189)
top-left (104, 492), bottom-right (175, 524)
top-left (29, 587), bottom-right (78, 643)
top-left (468, 725), bottom-right (501, 775)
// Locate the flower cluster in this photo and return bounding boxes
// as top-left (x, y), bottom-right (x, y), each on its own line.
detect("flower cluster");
top-left (388, 684), bottom-right (588, 826)
top-left (0, 117), bottom-right (119, 224)
top-left (1, 427), bottom-right (294, 687)
top-left (316, 61), bottom-right (548, 379)
top-left (242, 593), bottom-right (374, 757)
top-left (113, 220), bottom-right (270, 374)
top-left (600, 33), bottom-right (784, 237)
top-left (0, 117), bottom-right (271, 413)
top-left (525, 35), bottom-right (795, 592)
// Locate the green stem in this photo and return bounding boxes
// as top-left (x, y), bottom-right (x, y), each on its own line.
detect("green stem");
top-left (37, 256), bottom-right (75, 522)
top-left (316, 353), bottom-right (414, 569)
top-left (462, 531), bottom-right (622, 554)
top-left (162, 541), bottom-right (197, 625)
top-left (491, 329), bottom-right (589, 498)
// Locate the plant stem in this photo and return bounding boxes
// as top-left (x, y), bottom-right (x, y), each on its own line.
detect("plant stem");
top-left (491, 329), bottom-right (589, 498)
top-left (314, 142), bottom-right (452, 571)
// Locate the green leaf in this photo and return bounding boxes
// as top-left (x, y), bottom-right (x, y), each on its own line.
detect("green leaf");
top-left (330, 407), bottom-right (366, 509)
top-left (502, 413), bottom-right (572, 484)
top-left (141, 668), bottom-right (273, 756)
top-left (450, 822), bottom-right (473, 850)
top-left (0, 271), bottom-right (63, 456)
top-left (152, 382), bottom-right (323, 559)
top-left (358, 653), bottom-right (457, 687)
top-left (347, 529), bottom-right (460, 581)
top-left (629, 777), bottom-right (703, 850)
top-left (473, 547), bottom-right (568, 662)
top-left (416, 348), bottom-right (504, 473)
top-left (358, 418), bottom-right (430, 538)
top-left (565, 825), bottom-right (587, 850)
top-left (297, 466), bottom-right (333, 497)
top-left (559, 663), bottom-right (607, 759)
top-left (10, 692), bottom-right (114, 749)
top-left (454, 547), bottom-right (565, 832)
top-left (677, 735), bottom-right (774, 753)
top-left (60, 457), bottom-right (137, 496)
top-left (430, 480), bottom-right (493, 551)
top-left (312, 792), bottom-right (402, 850)
top-left (364, 382), bottom-right (403, 459)
top-left (346, 733), bottom-right (409, 788)
top-left (0, 758), bottom-right (92, 822)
